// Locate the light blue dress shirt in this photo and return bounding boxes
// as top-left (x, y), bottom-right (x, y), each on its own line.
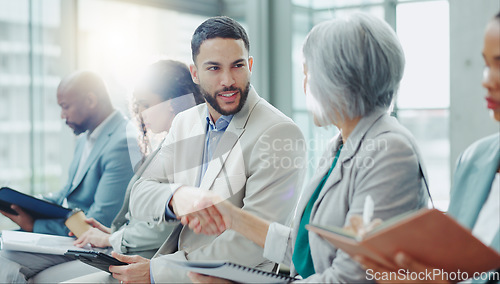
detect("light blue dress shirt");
top-left (164, 109), bottom-right (233, 219)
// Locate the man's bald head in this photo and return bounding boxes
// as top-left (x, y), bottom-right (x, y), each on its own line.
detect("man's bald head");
top-left (58, 71), bottom-right (111, 105)
top-left (57, 71), bottom-right (114, 135)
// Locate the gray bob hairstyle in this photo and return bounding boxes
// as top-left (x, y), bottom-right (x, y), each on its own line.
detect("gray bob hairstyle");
top-left (303, 12), bottom-right (405, 125)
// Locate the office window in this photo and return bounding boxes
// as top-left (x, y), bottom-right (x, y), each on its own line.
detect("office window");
top-left (78, 0), bottom-right (207, 112)
top-left (0, 0), bottom-right (64, 230)
top-left (0, 0), bottom-right (211, 230)
top-left (0, 0), bottom-right (32, 191)
top-left (396, 0), bottom-right (450, 210)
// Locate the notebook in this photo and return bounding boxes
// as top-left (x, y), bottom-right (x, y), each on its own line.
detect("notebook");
top-left (164, 259), bottom-right (297, 283)
top-left (306, 208), bottom-right (500, 275)
top-left (0, 230), bottom-right (93, 255)
top-left (0, 187), bottom-right (71, 219)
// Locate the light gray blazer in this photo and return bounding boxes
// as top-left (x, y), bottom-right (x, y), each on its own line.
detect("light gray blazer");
top-left (264, 110), bottom-right (429, 283)
top-left (108, 144), bottom-right (175, 259)
top-left (129, 88), bottom-right (307, 283)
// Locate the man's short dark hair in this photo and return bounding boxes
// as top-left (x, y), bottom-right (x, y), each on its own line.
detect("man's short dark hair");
top-left (191, 16), bottom-right (250, 63)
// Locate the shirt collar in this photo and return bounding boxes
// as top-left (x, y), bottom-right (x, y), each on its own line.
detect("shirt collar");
top-left (205, 107), bottom-right (233, 132)
top-left (87, 110), bottom-right (118, 142)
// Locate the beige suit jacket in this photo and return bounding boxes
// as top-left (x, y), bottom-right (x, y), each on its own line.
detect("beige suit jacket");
top-left (129, 88), bottom-right (306, 283)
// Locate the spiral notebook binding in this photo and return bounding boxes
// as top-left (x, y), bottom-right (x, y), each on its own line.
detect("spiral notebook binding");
top-left (226, 262), bottom-right (297, 282)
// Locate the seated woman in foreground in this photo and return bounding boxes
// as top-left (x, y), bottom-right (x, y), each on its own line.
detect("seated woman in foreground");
top-left (184, 12), bottom-right (430, 283)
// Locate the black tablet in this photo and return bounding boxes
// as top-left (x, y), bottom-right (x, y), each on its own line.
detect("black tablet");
top-left (64, 250), bottom-right (127, 274)
top-left (0, 187), bottom-right (71, 219)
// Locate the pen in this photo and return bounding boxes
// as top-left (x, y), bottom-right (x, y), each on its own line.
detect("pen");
top-left (363, 195), bottom-right (374, 227)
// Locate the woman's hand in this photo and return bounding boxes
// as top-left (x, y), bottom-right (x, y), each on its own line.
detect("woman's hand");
top-left (344, 214), bottom-right (382, 239)
top-left (85, 217), bottom-right (112, 234)
top-left (71, 218), bottom-right (112, 248)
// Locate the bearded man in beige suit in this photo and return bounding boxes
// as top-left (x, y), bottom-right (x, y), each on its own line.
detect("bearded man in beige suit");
top-left (65, 16), bottom-right (306, 283)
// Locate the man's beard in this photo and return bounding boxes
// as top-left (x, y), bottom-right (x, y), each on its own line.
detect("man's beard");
top-left (201, 82), bottom-right (250, 116)
top-left (67, 122), bottom-right (87, 135)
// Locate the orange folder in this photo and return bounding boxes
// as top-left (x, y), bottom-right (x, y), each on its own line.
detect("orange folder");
top-left (306, 208), bottom-right (500, 275)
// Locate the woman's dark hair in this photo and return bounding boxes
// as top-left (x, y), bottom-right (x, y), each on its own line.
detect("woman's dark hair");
top-left (132, 60), bottom-right (204, 155)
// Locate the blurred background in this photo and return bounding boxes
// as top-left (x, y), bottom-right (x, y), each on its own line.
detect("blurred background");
top-left (0, 0), bottom-right (498, 230)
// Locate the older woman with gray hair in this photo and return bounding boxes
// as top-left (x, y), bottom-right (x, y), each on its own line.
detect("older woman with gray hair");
top-left (185, 12), bottom-right (430, 283)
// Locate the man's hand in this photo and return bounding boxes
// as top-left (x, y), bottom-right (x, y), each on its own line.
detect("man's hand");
top-left (109, 252), bottom-right (150, 284)
top-left (0, 205), bottom-right (34, 232)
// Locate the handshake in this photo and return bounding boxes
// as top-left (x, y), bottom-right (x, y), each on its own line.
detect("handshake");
top-left (170, 186), bottom-right (234, 236)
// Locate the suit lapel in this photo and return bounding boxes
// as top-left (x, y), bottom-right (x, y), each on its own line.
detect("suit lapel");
top-left (294, 137), bottom-right (340, 223)
top-left (68, 112), bottom-right (122, 194)
top-left (311, 111), bottom-right (386, 216)
top-left (198, 127), bottom-right (244, 191)
top-left (314, 142), bottom-right (344, 207)
top-left (198, 88), bottom-right (259, 191)
top-left (58, 138), bottom-right (86, 204)
top-left (68, 138), bottom-right (85, 187)
top-left (455, 145), bottom-right (500, 228)
top-left (292, 167), bottom-right (327, 241)
top-left (187, 108), bottom-right (208, 186)
top-left (156, 223), bottom-right (184, 256)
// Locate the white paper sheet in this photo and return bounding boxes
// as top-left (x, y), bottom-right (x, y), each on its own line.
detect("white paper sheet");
top-left (0, 230), bottom-right (92, 255)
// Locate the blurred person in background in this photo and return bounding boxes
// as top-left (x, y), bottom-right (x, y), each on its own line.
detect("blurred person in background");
top-left (0, 71), bottom-right (141, 282)
top-left (29, 60), bottom-right (204, 283)
top-left (70, 59), bottom-right (204, 258)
